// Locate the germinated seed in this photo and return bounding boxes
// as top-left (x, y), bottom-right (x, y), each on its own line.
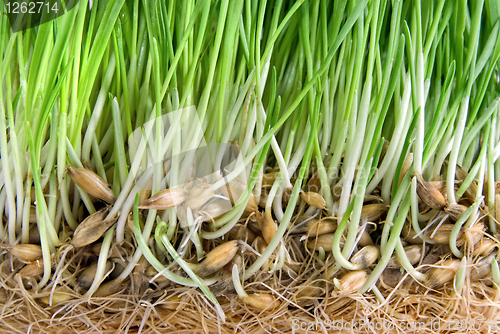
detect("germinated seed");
top-left (358, 230), bottom-right (374, 247)
top-left (71, 207), bottom-right (118, 248)
top-left (306, 233), bottom-right (335, 252)
top-left (307, 218), bottom-right (338, 236)
top-left (473, 238), bottom-right (498, 256)
top-left (387, 245), bottom-right (422, 268)
top-left (398, 153), bottom-right (413, 186)
top-left (1, 243), bottom-right (42, 262)
top-left (402, 222), bottom-right (424, 244)
top-left (261, 172), bottom-right (278, 188)
top-left (241, 293), bottom-right (279, 311)
top-left (67, 166), bottom-right (116, 204)
top-left (252, 236), bottom-right (270, 270)
top-left (445, 203), bottom-right (468, 221)
top-left (337, 270), bottom-right (367, 294)
top-left (350, 245), bottom-right (380, 269)
top-left (261, 211), bottom-right (277, 245)
top-left (471, 254), bottom-right (496, 281)
top-left (196, 199), bottom-right (233, 222)
top-left (360, 204), bottom-right (389, 222)
top-left (424, 224), bottom-right (456, 244)
top-left (194, 240), bottom-right (239, 278)
top-left (19, 257), bottom-right (54, 277)
top-left (93, 278), bottom-right (129, 297)
top-left (416, 173), bottom-right (447, 210)
top-left (425, 259), bottom-right (461, 288)
top-left (145, 266), bottom-right (170, 284)
top-left (184, 183), bottom-right (214, 210)
top-left (459, 222), bottom-right (484, 247)
top-left (39, 291), bottom-right (73, 305)
top-left (300, 192), bottom-right (326, 209)
top-left (228, 225), bottom-right (256, 244)
top-left (307, 171), bottom-right (321, 193)
top-left (219, 178), bottom-right (258, 212)
top-left (325, 297), bottom-right (352, 313)
top-left (138, 188), bottom-right (187, 210)
top-left (77, 261), bottom-right (113, 290)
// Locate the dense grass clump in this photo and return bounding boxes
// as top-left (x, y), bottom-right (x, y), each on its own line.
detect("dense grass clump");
top-left (1, 0), bottom-right (500, 332)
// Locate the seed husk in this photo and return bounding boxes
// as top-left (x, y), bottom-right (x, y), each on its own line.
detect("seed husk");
top-left (252, 237), bottom-right (270, 270)
top-left (282, 187), bottom-right (293, 204)
top-left (471, 254), bottom-right (496, 281)
top-left (258, 187), bottom-right (270, 208)
top-left (387, 245), bottom-right (422, 268)
top-left (358, 230), bottom-right (373, 247)
top-left (350, 245), bottom-right (380, 269)
top-left (360, 204), bottom-right (389, 222)
top-left (307, 171), bottom-right (321, 193)
top-left (228, 225), bottom-right (256, 244)
top-left (77, 261), bottom-right (114, 290)
top-left (291, 216), bottom-right (337, 237)
top-left (425, 259), bottom-right (461, 288)
top-left (219, 178), bottom-right (258, 212)
top-left (210, 254), bottom-right (244, 295)
top-left (379, 139), bottom-right (390, 162)
top-left (429, 181), bottom-right (447, 197)
top-left (39, 291), bottom-right (73, 305)
top-left (300, 191), bottom-right (326, 209)
top-left (455, 164), bottom-right (468, 181)
top-left (445, 203), bottom-right (468, 221)
top-left (416, 173), bottom-right (447, 210)
top-left (398, 153), bottom-right (413, 186)
top-left (67, 166), bottom-right (116, 204)
top-left (241, 293), bottom-right (279, 311)
top-left (19, 256), bottom-right (55, 277)
top-left (184, 183), bottom-right (214, 210)
top-left (337, 270), bottom-right (367, 295)
top-left (306, 233), bottom-right (335, 252)
top-left (380, 268), bottom-right (407, 288)
top-left (1, 243), bottom-right (42, 262)
top-left (473, 238), bottom-right (498, 256)
top-left (295, 280), bottom-right (325, 306)
top-left (402, 222), bottom-right (424, 244)
top-left (71, 207), bottom-right (118, 248)
top-left (305, 218), bottom-right (338, 236)
top-left (460, 222), bottom-right (484, 247)
top-left (196, 199), bottom-right (233, 222)
top-left (194, 240), bottom-right (239, 278)
top-left (325, 297), bottom-right (352, 313)
top-left (93, 278), bottom-right (129, 297)
top-left (261, 172), bottom-right (278, 188)
top-left (138, 188), bottom-right (187, 210)
top-left (260, 211), bottom-right (277, 245)
top-left (424, 224), bottom-right (457, 244)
